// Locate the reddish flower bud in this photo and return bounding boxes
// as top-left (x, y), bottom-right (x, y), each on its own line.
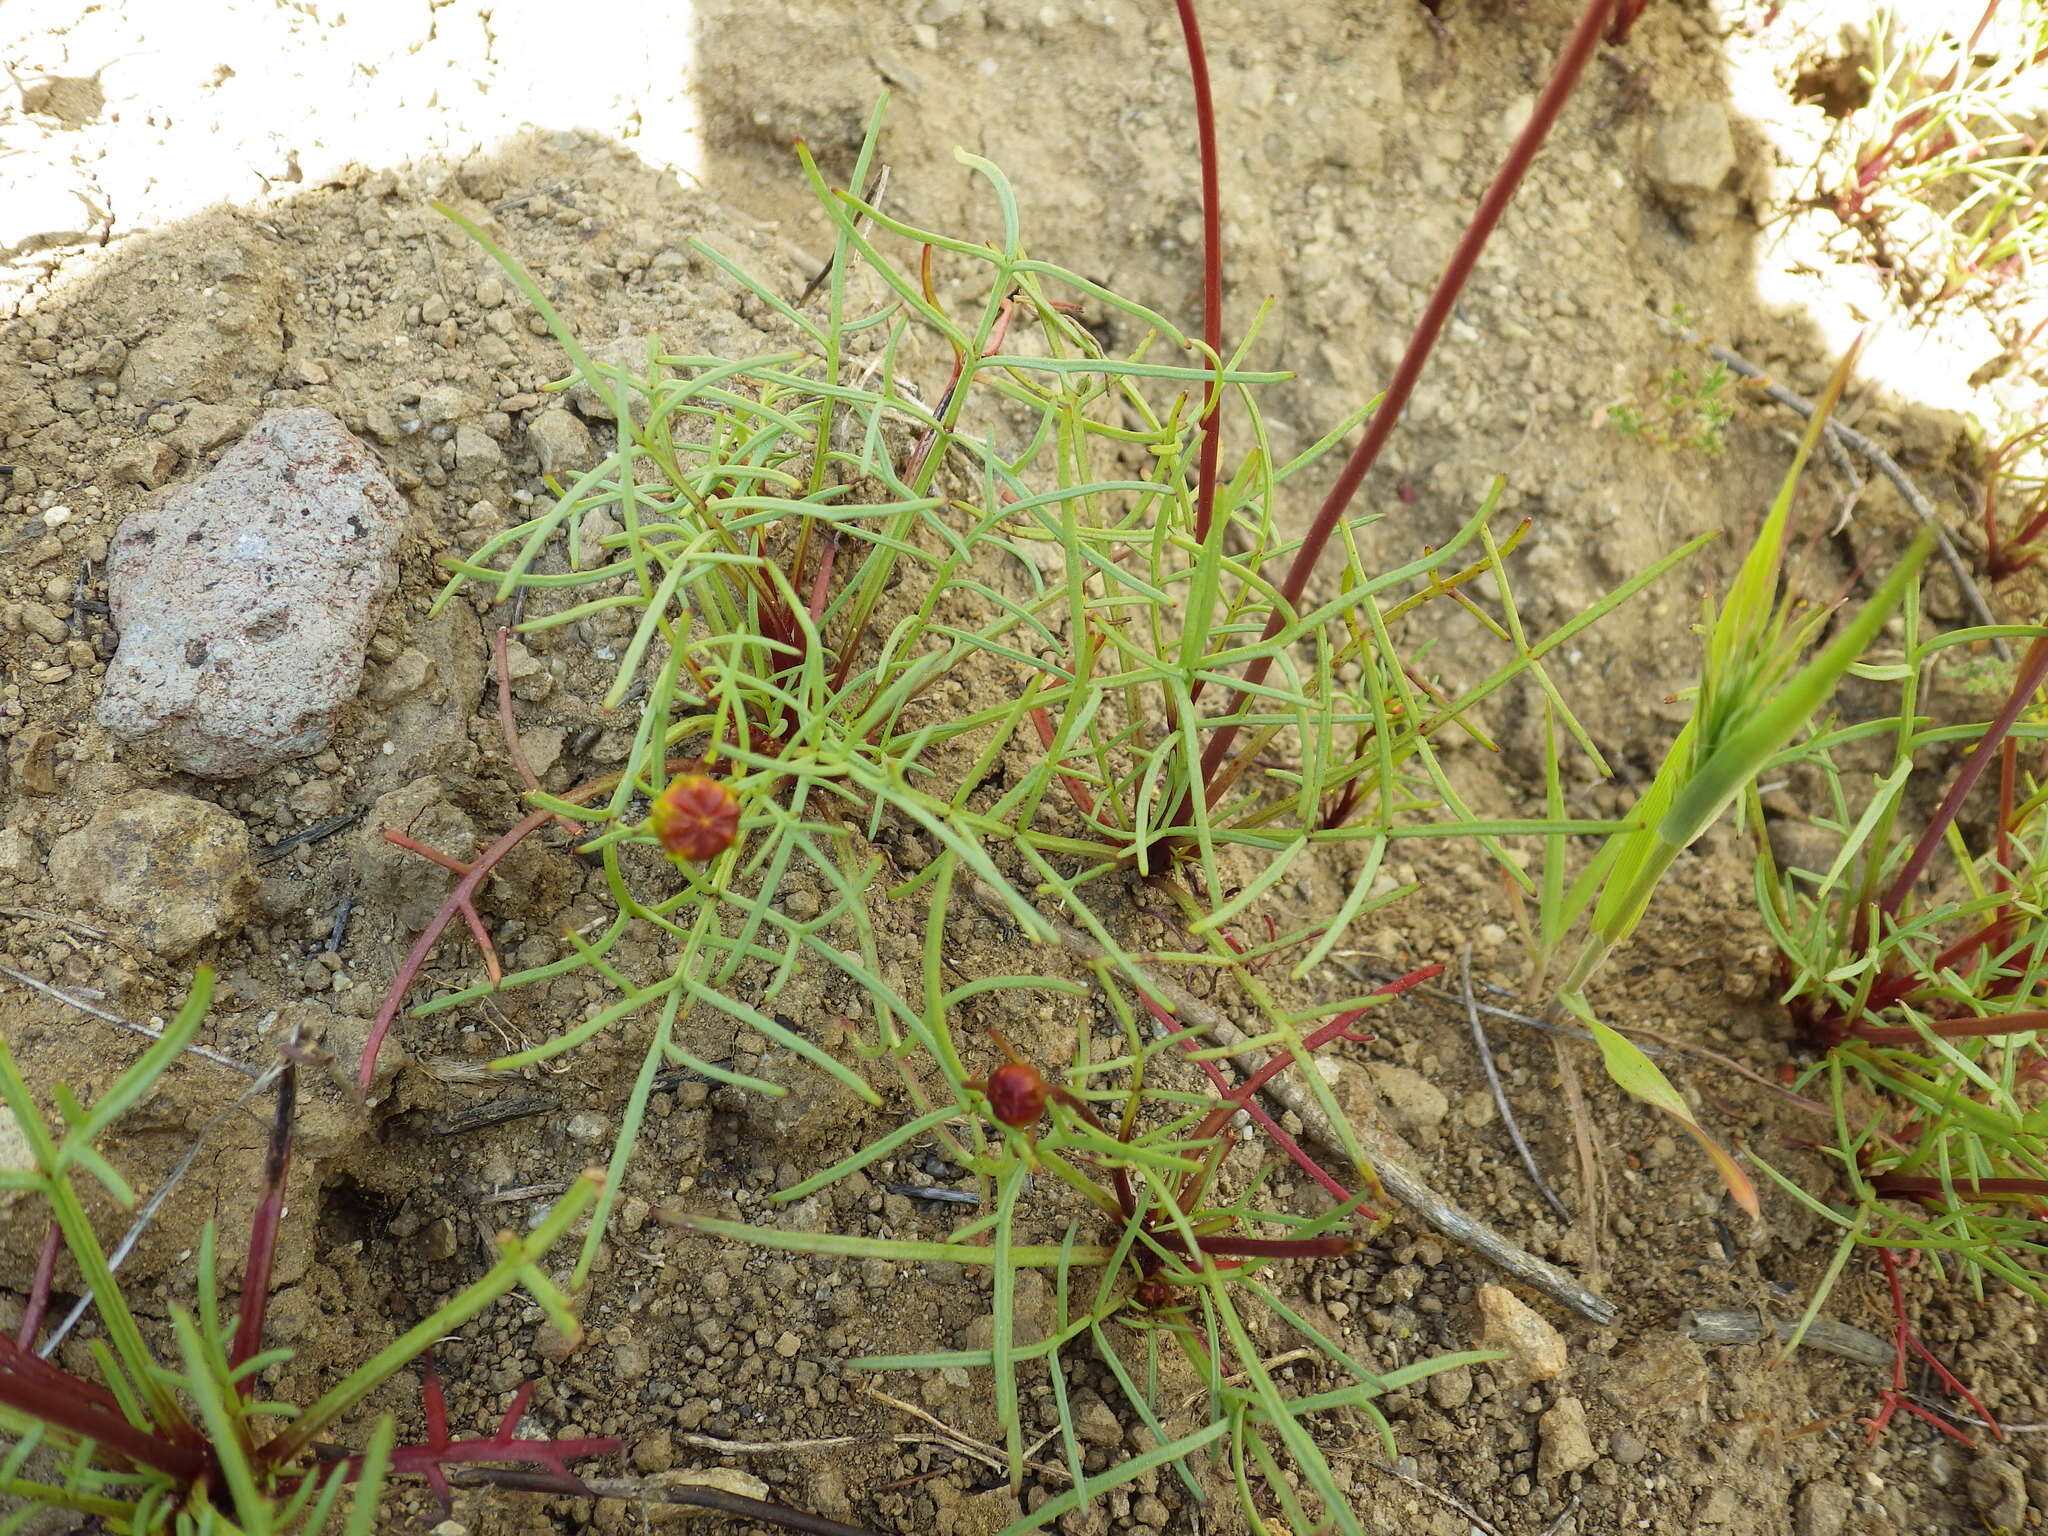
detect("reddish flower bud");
top-left (648, 773), bottom-right (741, 862)
top-left (984, 1061), bottom-right (1047, 1128)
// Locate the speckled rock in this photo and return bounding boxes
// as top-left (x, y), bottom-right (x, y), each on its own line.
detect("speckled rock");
top-left (96, 408), bottom-right (405, 778)
top-left (47, 790), bottom-right (255, 957)
top-left (1476, 1283), bottom-right (1569, 1381)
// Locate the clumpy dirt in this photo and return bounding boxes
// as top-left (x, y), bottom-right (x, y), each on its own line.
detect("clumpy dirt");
top-left (3, 1), bottom-right (2047, 1533)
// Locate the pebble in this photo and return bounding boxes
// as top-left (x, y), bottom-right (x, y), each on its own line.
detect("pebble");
top-left (565, 1111), bottom-right (609, 1144)
top-left (528, 406), bottom-right (598, 475)
top-left (1645, 101), bottom-right (1736, 202)
top-left (1536, 1396), bottom-right (1595, 1479)
top-left (1608, 1428), bottom-right (1647, 1466)
top-left (47, 789), bottom-right (256, 956)
top-left (1476, 1284), bottom-right (1568, 1381)
top-left (1793, 1481), bottom-right (1851, 1536)
top-left (96, 409), bottom-right (405, 778)
top-left (109, 440), bottom-right (178, 488)
top-left (1071, 1390), bottom-right (1121, 1447)
top-left (1967, 1457), bottom-right (2026, 1532)
top-left (632, 1427), bottom-right (675, 1473)
top-left (1353, 1061), bottom-right (1449, 1132)
top-left (0, 827), bottom-right (37, 883)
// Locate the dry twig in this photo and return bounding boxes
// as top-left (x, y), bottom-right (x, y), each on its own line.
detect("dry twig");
top-left (1460, 947), bottom-right (1570, 1222)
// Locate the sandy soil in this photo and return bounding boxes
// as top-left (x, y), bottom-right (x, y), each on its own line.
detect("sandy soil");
top-left (3, 1), bottom-right (2047, 1532)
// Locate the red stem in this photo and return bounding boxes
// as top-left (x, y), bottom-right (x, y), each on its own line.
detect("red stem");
top-left (231, 1064), bottom-right (295, 1386)
top-left (1171, 0), bottom-right (1224, 545)
top-left (0, 1338), bottom-right (209, 1480)
top-left (1141, 990), bottom-right (1367, 1214)
top-left (1881, 635), bottom-right (2048, 921)
top-left (1871, 1174), bottom-right (2048, 1203)
top-left (1195, 0), bottom-right (1619, 797)
top-left (17, 1221), bottom-right (59, 1348)
top-left (1850, 1008), bottom-right (2048, 1045)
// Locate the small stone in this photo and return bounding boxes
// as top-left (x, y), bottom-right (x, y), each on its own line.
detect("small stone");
top-left (0, 827), bottom-right (37, 883)
top-left (369, 645), bottom-right (434, 702)
top-left (47, 790), bottom-right (256, 957)
top-left (109, 440), bottom-right (179, 489)
top-left (1366, 1062), bottom-right (1448, 1130)
top-left (1645, 101), bottom-right (1736, 203)
top-left (6, 728), bottom-right (60, 796)
top-left (1696, 1486), bottom-right (1739, 1524)
top-left (527, 407), bottom-right (598, 476)
top-left (565, 1111), bottom-right (609, 1144)
top-left (168, 402), bottom-right (251, 460)
top-left (97, 409), bottom-right (405, 778)
top-left (519, 725), bottom-right (566, 779)
top-left (18, 603), bottom-right (67, 643)
top-left (1793, 1482), bottom-right (1850, 1536)
top-left (1426, 1365), bottom-right (1472, 1409)
top-left (1608, 1428), bottom-right (1648, 1466)
top-left (633, 1427), bottom-right (675, 1474)
top-left (475, 277), bottom-right (505, 308)
top-left (1071, 1390), bottom-right (1121, 1448)
top-left (1476, 1284), bottom-right (1568, 1381)
top-left (637, 1469), bottom-right (768, 1524)
top-left (773, 1331), bottom-right (800, 1359)
top-left (1967, 1457), bottom-right (2026, 1532)
top-left (568, 336), bottom-right (659, 423)
top-left (454, 424), bottom-right (503, 473)
top-left (1536, 1397), bottom-right (1595, 1479)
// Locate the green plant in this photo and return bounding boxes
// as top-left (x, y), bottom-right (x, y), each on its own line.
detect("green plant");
top-left (1604, 357), bottom-right (1740, 455)
top-left (1748, 622), bottom-right (2048, 1438)
top-left (1970, 410), bottom-right (2048, 579)
top-left (1830, 0), bottom-right (2048, 305)
top-left (0, 971), bottom-right (614, 1532)
top-left (1522, 348), bottom-right (1935, 1205)
top-left (668, 938), bottom-right (1491, 1535)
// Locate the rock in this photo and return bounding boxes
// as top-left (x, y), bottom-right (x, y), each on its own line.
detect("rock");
top-left (568, 335), bottom-right (660, 423)
top-left (1695, 1486), bottom-right (1739, 1524)
top-left (1645, 102), bottom-right (1735, 203)
top-left (368, 645), bottom-right (434, 703)
top-left (637, 1468), bottom-right (768, 1524)
top-left (453, 424), bottom-right (503, 474)
top-left (1768, 816), bottom-right (1839, 876)
top-left (1599, 1332), bottom-right (1708, 1418)
top-left (1536, 1396), bottom-right (1595, 1479)
top-left (1968, 1457), bottom-right (2026, 1532)
top-left (0, 826), bottom-right (37, 883)
top-left (1365, 1062), bottom-right (1449, 1132)
top-left (109, 441), bottom-right (179, 489)
top-left (1608, 1428), bottom-right (1648, 1466)
top-left (47, 790), bottom-right (255, 957)
top-left (97, 409), bottom-right (405, 778)
top-left (6, 727), bottom-right (60, 795)
top-left (1476, 1284), bottom-right (1568, 1381)
top-left (168, 403), bottom-right (251, 460)
top-left (356, 782), bottom-right (477, 932)
top-left (1794, 1481), bottom-right (1852, 1536)
top-left (1426, 1365), bottom-right (1472, 1409)
top-left (528, 407), bottom-right (598, 476)
top-left (633, 1427), bottom-right (675, 1474)
top-left (1071, 1390), bottom-right (1121, 1448)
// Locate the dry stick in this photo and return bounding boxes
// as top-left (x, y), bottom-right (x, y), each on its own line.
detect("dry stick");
top-left (970, 882), bottom-right (1614, 1324)
top-left (1666, 321), bottom-right (2010, 663)
top-left (1680, 1307), bottom-right (1891, 1369)
top-left (0, 961), bottom-right (257, 1078)
top-left (1194, 0), bottom-right (1620, 792)
top-left (1459, 948), bottom-right (1570, 1222)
